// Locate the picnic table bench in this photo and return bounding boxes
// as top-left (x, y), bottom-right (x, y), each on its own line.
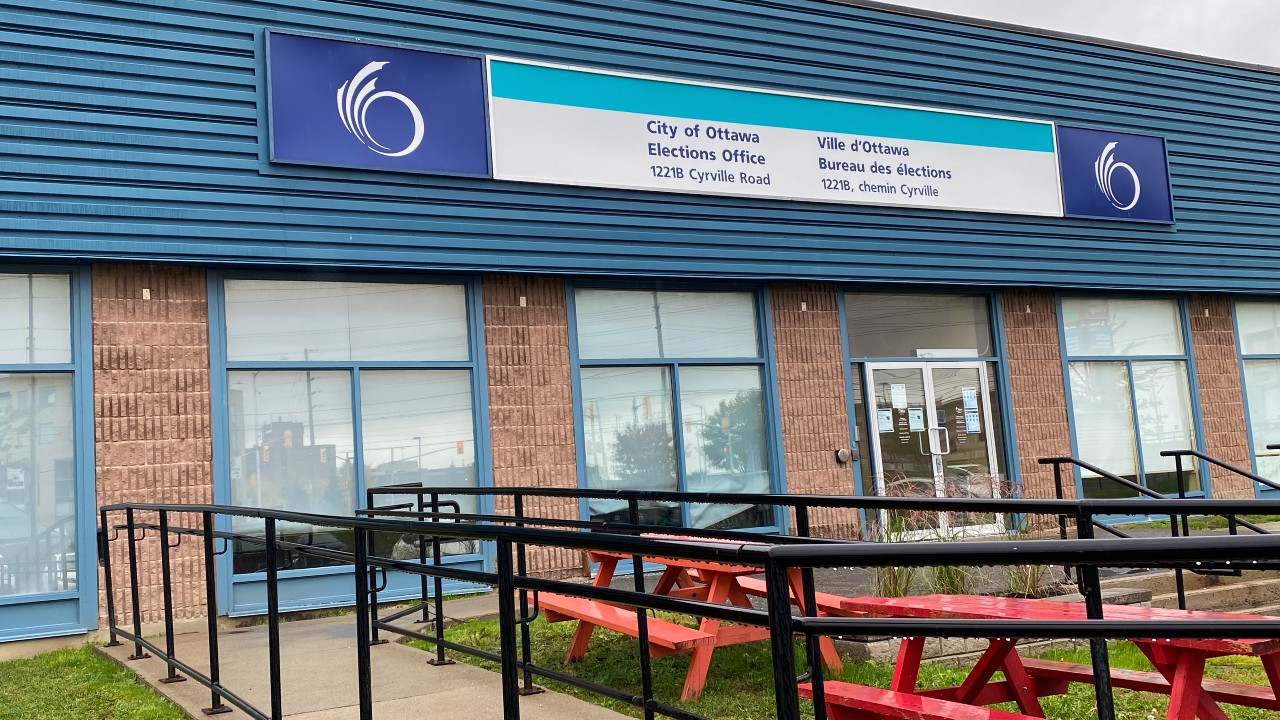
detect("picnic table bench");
top-left (799, 681), bottom-right (1043, 720)
top-left (537, 592), bottom-right (716, 657)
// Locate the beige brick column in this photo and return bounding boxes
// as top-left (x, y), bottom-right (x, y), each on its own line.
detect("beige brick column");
top-left (1000, 290), bottom-right (1073, 499)
top-left (1188, 294), bottom-right (1253, 499)
top-left (770, 282), bottom-right (859, 539)
top-left (93, 264), bottom-right (213, 625)
top-left (482, 275), bottom-right (582, 577)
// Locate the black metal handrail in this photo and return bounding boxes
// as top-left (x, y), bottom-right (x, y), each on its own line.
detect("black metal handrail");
top-left (1164, 448), bottom-right (1280, 494)
top-left (100, 495), bottom-right (1280, 720)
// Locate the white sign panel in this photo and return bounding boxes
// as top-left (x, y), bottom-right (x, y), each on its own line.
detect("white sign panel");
top-left (489, 58), bottom-right (1063, 216)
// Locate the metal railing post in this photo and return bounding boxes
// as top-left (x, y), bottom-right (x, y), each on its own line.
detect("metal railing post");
top-left (1050, 461), bottom-right (1068, 541)
top-left (158, 510), bottom-right (185, 684)
top-left (1075, 508), bottom-right (1117, 720)
top-left (417, 494), bottom-right (431, 625)
top-left (514, 493), bottom-right (541, 694)
top-left (265, 518), bottom-right (283, 720)
top-left (795, 506), bottom-right (826, 720)
top-left (627, 499), bottom-right (655, 720)
top-left (766, 556), bottom-right (801, 720)
top-left (125, 507), bottom-right (149, 660)
top-left (100, 508), bottom-right (121, 647)
top-left (367, 521), bottom-right (385, 646)
top-left (202, 511), bottom-right (230, 715)
top-left (495, 538), bottom-right (521, 720)
top-left (427, 492), bottom-right (452, 666)
top-left (353, 528), bottom-right (375, 720)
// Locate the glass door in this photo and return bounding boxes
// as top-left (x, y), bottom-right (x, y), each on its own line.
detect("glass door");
top-left (866, 362), bottom-right (1003, 537)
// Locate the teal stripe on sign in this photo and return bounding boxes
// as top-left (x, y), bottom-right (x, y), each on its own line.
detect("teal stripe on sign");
top-left (491, 61), bottom-right (1055, 153)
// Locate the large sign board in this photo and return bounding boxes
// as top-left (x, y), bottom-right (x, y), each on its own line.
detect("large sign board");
top-left (266, 31), bottom-right (490, 177)
top-left (487, 58), bottom-right (1064, 216)
top-left (1057, 125), bottom-right (1174, 223)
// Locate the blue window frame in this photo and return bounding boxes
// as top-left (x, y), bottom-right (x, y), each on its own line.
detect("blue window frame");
top-left (209, 273), bottom-right (490, 615)
top-left (566, 285), bottom-right (785, 532)
top-left (0, 268), bottom-right (96, 642)
top-left (1057, 295), bottom-right (1206, 499)
top-left (1232, 300), bottom-right (1280, 496)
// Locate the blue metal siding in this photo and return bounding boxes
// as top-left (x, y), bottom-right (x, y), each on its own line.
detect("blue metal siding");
top-left (4, 0), bottom-right (1280, 290)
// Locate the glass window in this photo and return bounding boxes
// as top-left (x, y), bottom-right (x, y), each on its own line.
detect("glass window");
top-left (575, 289), bottom-right (758, 360)
top-left (223, 280), bottom-right (478, 575)
top-left (1235, 301), bottom-right (1280, 490)
top-left (574, 288), bottom-right (773, 530)
top-left (1236, 302), bottom-right (1280, 356)
top-left (0, 274), bottom-right (71, 365)
top-left (225, 280), bottom-right (468, 362)
top-left (846, 294), bottom-right (992, 358)
top-left (1061, 297), bottom-right (1183, 357)
top-left (0, 374), bottom-right (76, 597)
top-left (1063, 297), bottom-right (1199, 498)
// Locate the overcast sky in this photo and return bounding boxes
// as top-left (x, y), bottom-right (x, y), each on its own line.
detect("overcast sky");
top-left (882, 1), bottom-right (1279, 67)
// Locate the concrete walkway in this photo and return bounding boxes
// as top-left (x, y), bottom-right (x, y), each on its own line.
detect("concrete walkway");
top-left (99, 599), bottom-right (626, 720)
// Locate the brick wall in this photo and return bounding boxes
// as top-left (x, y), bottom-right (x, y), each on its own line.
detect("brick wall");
top-left (1000, 290), bottom-right (1074, 500)
top-left (93, 264), bottom-right (213, 626)
top-left (482, 275), bottom-right (583, 577)
top-left (1188, 294), bottom-right (1253, 499)
top-left (770, 283), bottom-right (859, 539)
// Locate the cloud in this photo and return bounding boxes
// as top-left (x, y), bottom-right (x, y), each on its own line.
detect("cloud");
top-left (882, 0), bottom-right (1279, 66)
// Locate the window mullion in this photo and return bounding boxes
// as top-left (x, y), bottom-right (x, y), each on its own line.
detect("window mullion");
top-left (1127, 359), bottom-right (1149, 491)
top-left (670, 363), bottom-right (689, 512)
top-left (351, 367), bottom-right (366, 499)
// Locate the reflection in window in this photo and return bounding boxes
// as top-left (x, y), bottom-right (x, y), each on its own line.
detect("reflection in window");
top-left (846, 294), bottom-right (992, 358)
top-left (1063, 298), bottom-right (1198, 497)
top-left (223, 280), bottom-right (478, 574)
top-left (575, 289), bottom-right (773, 530)
top-left (0, 374), bottom-right (76, 597)
top-left (1236, 301), bottom-right (1280, 489)
top-left (0, 274), bottom-right (71, 365)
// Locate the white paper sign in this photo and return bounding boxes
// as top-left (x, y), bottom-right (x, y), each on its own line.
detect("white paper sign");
top-left (962, 387), bottom-right (979, 410)
top-left (890, 384), bottom-right (908, 409)
top-left (877, 409), bottom-right (894, 433)
top-left (965, 409), bottom-right (982, 433)
top-left (907, 407), bottom-right (926, 432)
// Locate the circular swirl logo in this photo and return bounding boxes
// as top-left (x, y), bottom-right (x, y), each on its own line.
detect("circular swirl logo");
top-left (1094, 141), bottom-right (1141, 211)
top-left (335, 61), bottom-right (424, 157)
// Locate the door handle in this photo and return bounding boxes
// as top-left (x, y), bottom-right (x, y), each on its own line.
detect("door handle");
top-left (932, 427), bottom-right (951, 455)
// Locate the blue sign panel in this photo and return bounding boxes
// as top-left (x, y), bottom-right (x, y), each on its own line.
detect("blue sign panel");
top-left (1057, 125), bottom-right (1172, 223)
top-left (267, 31), bottom-right (490, 177)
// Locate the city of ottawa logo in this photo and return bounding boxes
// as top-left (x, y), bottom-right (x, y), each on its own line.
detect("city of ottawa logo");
top-left (335, 61), bottom-right (424, 157)
top-left (1094, 141), bottom-right (1141, 211)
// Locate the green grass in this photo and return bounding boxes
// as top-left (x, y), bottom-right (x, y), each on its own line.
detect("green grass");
top-left (413, 616), bottom-right (1274, 720)
top-left (1120, 514), bottom-right (1280, 532)
top-left (0, 646), bottom-right (185, 720)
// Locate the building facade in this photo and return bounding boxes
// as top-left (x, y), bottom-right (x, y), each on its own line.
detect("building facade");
top-left (3, 0), bottom-right (1280, 644)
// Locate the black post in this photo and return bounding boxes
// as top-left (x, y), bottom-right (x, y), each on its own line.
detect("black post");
top-left (1171, 455), bottom-right (1188, 610)
top-left (100, 508), bottom-right (121, 647)
top-left (353, 528), bottom-right (375, 720)
top-left (265, 518), bottom-right (283, 720)
top-left (367, 518), bottom-right (386, 646)
top-left (417, 494), bottom-right (430, 624)
top-left (628, 499), bottom-right (655, 720)
top-left (427, 492), bottom-right (452, 666)
top-left (495, 538), bottom-right (521, 720)
top-left (125, 507), bottom-right (149, 660)
top-left (158, 510), bottom-right (185, 683)
top-left (1051, 462), bottom-right (1068, 541)
top-left (201, 511), bottom-right (230, 715)
top-left (1075, 509), bottom-right (1116, 720)
top-left (766, 557), bottom-right (801, 720)
top-left (514, 493), bottom-right (541, 694)
top-left (795, 506), bottom-right (826, 720)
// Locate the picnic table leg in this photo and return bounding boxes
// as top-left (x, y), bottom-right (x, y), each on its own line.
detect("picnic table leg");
top-left (680, 573), bottom-right (734, 702)
top-left (784, 569), bottom-right (844, 673)
top-left (892, 637), bottom-right (926, 693)
top-left (567, 556), bottom-right (620, 663)
top-left (654, 566), bottom-right (688, 596)
top-left (957, 638), bottom-right (1046, 718)
top-left (999, 650), bottom-right (1046, 718)
top-left (1261, 653), bottom-right (1280, 709)
top-left (1135, 644), bottom-right (1229, 720)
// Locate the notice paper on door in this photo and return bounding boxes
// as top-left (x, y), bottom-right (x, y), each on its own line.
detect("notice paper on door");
top-left (965, 408), bottom-right (981, 433)
top-left (907, 407), bottom-right (926, 432)
top-left (891, 383), bottom-right (908, 409)
top-left (962, 386), bottom-right (979, 410)
top-left (877, 408), bottom-right (893, 433)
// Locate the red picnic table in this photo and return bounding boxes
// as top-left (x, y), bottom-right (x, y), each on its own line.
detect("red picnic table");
top-left (836, 594), bottom-right (1280, 720)
top-left (537, 538), bottom-right (851, 701)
